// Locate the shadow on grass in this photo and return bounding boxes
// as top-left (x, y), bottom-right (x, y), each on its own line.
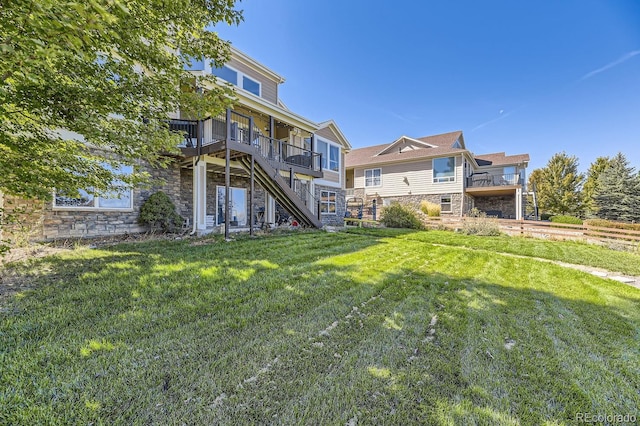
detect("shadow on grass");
top-left (1, 230), bottom-right (638, 425)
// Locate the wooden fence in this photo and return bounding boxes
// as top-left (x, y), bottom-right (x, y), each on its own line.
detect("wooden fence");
top-left (422, 218), bottom-right (640, 248)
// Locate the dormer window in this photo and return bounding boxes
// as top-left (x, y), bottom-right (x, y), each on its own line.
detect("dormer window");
top-left (452, 139), bottom-right (462, 149)
top-left (212, 65), bottom-right (261, 97)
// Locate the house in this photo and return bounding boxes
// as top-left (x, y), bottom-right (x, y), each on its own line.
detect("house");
top-left (1, 47), bottom-right (351, 243)
top-left (345, 131), bottom-right (529, 219)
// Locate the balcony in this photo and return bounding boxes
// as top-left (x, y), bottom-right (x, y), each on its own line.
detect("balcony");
top-left (466, 173), bottom-right (521, 188)
top-left (169, 111), bottom-right (322, 173)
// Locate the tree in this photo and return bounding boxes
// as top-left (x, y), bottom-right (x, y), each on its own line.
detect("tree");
top-left (528, 152), bottom-right (584, 216)
top-left (0, 0), bottom-right (241, 201)
top-left (581, 156), bottom-right (613, 217)
top-left (594, 153), bottom-right (640, 222)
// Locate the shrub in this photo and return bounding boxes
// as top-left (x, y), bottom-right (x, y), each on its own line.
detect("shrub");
top-left (462, 208), bottom-right (501, 236)
top-left (550, 215), bottom-right (583, 225)
top-left (380, 203), bottom-right (424, 230)
top-left (540, 213), bottom-right (553, 221)
top-left (138, 192), bottom-right (184, 232)
top-left (584, 219), bottom-right (640, 231)
top-left (420, 200), bottom-right (441, 217)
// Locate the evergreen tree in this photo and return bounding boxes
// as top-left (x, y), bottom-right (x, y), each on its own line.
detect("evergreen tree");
top-left (594, 153), bottom-right (640, 222)
top-left (582, 156), bottom-right (613, 217)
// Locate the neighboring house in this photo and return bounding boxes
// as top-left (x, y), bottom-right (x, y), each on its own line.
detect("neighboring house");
top-left (2, 47), bottom-right (351, 242)
top-left (345, 131), bottom-right (529, 219)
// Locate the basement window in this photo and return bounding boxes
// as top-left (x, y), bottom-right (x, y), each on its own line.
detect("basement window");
top-left (440, 195), bottom-right (452, 213)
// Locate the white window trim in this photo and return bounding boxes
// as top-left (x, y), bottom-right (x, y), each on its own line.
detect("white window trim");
top-left (433, 157), bottom-right (456, 183)
top-left (52, 165), bottom-right (134, 211)
top-left (364, 168), bottom-right (382, 188)
top-left (212, 64), bottom-right (261, 97)
top-left (315, 136), bottom-right (341, 173)
top-left (320, 190), bottom-right (337, 215)
top-left (215, 185), bottom-right (248, 226)
top-left (440, 194), bottom-right (453, 213)
top-left (52, 189), bottom-right (134, 211)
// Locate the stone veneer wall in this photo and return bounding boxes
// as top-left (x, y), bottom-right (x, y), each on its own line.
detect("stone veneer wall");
top-left (379, 193), bottom-right (464, 217)
top-left (315, 184), bottom-right (346, 226)
top-left (39, 160), bottom-right (182, 240)
top-left (1, 195), bottom-right (45, 244)
top-left (180, 168), bottom-right (266, 227)
top-left (473, 195), bottom-right (516, 219)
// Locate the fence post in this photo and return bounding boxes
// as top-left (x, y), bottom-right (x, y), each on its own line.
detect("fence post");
top-left (372, 199), bottom-right (377, 221)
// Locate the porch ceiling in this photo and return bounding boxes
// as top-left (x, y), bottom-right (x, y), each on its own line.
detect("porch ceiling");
top-left (466, 185), bottom-right (519, 197)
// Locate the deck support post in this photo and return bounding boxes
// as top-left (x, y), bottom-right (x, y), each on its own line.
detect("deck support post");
top-left (225, 109), bottom-right (231, 241)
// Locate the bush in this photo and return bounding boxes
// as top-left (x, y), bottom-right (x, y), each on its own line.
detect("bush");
top-left (550, 215), bottom-right (583, 225)
top-left (420, 200), bottom-right (441, 217)
top-left (584, 219), bottom-right (640, 231)
top-left (138, 191), bottom-right (184, 232)
top-left (380, 203), bottom-right (424, 230)
top-left (462, 208), bottom-right (501, 236)
top-left (540, 213), bottom-right (553, 221)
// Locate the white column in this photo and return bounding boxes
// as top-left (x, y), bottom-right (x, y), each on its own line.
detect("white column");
top-left (195, 162), bottom-right (208, 231)
top-left (516, 188), bottom-right (523, 220)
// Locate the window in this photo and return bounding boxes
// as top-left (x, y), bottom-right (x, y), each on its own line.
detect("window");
top-left (242, 75), bottom-right (260, 96)
top-left (316, 138), bottom-right (340, 172)
top-left (320, 190), bottom-right (336, 214)
top-left (433, 157), bottom-right (456, 183)
top-left (211, 65), bottom-right (261, 96)
top-left (216, 186), bottom-right (247, 226)
top-left (54, 165), bottom-right (133, 210)
top-left (503, 166), bottom-right (517, 185)
top-left (365, 168), bottom-right (381, 187)
top-left (440, 195), bottom-right (452, 213)
top-left (212, 65), bottom-right (238, 85)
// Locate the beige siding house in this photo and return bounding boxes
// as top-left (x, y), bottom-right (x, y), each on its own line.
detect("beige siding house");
top-left (3, 47), bottom-right (352, 244)
top-left (345, 132), bottom-right (529, 219)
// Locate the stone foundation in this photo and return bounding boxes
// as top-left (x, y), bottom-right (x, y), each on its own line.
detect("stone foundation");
top-left (473, 195), bottom-right (516, 219)
top-left (376, 193), bottom-right (464, 217)
top-left (314, 184), bottom-right (346, 226)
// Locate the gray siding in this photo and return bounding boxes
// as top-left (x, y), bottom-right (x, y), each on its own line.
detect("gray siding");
top-left (227, 57), bottom-right (278, 104)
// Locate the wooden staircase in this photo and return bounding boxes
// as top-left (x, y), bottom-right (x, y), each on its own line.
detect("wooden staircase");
top-left (236, 153), bottom-right (322, 228)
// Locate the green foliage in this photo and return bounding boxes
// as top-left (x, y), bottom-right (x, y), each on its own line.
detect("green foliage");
top-left (138, 192), bottom-right (183, 232)
top-left (380, 203), bottom-right (424, 230)
top-left (0, 0), bottom-right (241, 201)
top-left (550, 215), bottom-right (583, 225)
top-left (529, 152), bottom-right (584, 216)
top-left (461, 208), bottom-right (501, 236)
top-left (593, 153), bottom-right (640, 223)
top-left (582, 156), bottom-right (613, 217)
top-left (584, 219), bottom-right (640, 232)
top-left (540, 213), bottom-right (553, 221)
top-left (420, 200), bottom-right (441, 217)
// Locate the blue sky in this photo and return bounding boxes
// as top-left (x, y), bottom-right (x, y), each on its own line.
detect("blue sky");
top-left (215, 0), bottom-right (640, 172)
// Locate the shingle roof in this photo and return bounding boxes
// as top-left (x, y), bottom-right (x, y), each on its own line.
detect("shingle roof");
top-left (345, 131), bottom-right (464, 168)
top-left (474, 152), bottom-right (530, 166)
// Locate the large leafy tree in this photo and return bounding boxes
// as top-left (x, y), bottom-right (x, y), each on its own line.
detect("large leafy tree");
top-left (0, 0), bottom-right (241, 201)
top-left (581, 156), bottom-right (613, 217)
top-left (593, 152), bottom-right (640, 222)
top-left (528, 152), bottom-right (584, 216)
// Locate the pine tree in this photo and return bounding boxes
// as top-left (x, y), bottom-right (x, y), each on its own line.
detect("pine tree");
top-left (594, 153), bottom-right (640, 222)
top-left (582, 156), bottom-right (613, 217)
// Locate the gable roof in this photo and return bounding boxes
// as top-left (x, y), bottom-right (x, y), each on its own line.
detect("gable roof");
top-left (474, 152), bottom-right (530, 167)
top-left (316, 120), bottom-right (352, 150)
top-left (376, 135), bottom-right (438, 155)
top-left (346, 131), bottom-right (465, 168)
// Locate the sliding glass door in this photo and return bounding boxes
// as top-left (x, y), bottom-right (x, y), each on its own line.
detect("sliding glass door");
top-left (216, 186), bottom-right (247, 227)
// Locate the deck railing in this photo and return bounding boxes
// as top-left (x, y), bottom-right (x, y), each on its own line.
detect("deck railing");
top-left (169, 110), bottom-right (322, 172)
top-left (466, 173), bottom-right (521, 188)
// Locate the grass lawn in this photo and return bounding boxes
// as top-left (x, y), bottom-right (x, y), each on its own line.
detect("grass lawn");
top-left (1, 229), bottom-right (639, 424)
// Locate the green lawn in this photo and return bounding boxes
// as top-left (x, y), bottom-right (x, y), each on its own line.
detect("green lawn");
top-left (1, 229), bottom-right (639, 425)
